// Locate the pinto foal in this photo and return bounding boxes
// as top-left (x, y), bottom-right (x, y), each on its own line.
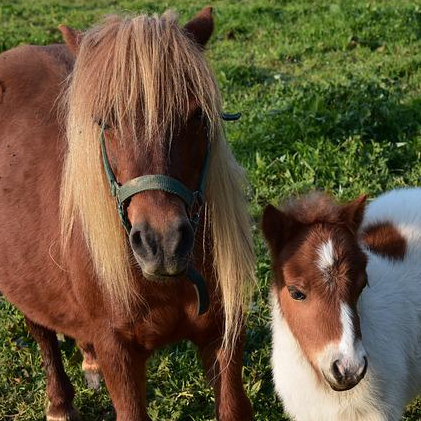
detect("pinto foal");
top-left (263, 188), bottom-right (421, 421)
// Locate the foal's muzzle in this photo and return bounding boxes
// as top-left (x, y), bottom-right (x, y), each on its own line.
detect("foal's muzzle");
top-left (130, 217), bottom-right (194, 278)
top-left (324, 355), bottom-right (368, 391)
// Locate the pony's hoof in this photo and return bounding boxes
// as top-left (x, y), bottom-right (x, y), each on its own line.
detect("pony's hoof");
top-left (84, 369), bottom-right (102, 390)
top-left (46, 405), bottom-right (81, 421)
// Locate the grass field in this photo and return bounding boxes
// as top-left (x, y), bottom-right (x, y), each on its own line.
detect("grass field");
top-left (1, 0), bottom-right (421, 419)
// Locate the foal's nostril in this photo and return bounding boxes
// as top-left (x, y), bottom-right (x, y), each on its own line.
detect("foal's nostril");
top-left (332, 360), bottom-right (343, 382)
top-left (359, 356), bottom-right (368, 378)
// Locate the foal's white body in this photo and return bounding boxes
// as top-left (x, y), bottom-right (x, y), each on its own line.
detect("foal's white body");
top-left (272, 188), bottom-right (421, 421)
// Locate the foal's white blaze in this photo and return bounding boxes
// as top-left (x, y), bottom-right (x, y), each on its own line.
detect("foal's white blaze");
top-left (317, 239), bottom-right (335, 273)
top-left (339, 303), bottom-right (356, 357)
top-left (318, 302), bottom-right (367, 382)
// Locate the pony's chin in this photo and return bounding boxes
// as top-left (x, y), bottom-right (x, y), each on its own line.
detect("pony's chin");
top-left (141, 269), bottom-right (185, 283)
top-left (132, 254), bottom-right (187, 282)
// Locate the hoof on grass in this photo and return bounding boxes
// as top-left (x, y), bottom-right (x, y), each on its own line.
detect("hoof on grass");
top-left (46, 405), bottom-right (81, 421)
top-left (83, 369), bottom-right (102, 390)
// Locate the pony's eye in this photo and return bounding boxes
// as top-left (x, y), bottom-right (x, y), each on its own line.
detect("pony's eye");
top-left (192, 107), bottom-right (204, 121)
top-left (93, 116), bottom-right (110, 130)
top-left (287, 286), bottom-right (306, 301)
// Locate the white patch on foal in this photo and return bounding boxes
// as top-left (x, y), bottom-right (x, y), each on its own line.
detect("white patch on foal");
top-left (339, 303), bottom-right (355, 357)
top-left (317, 238), bottom-right (335, 274)
top-left (317, 302), bottom-right (366, 379)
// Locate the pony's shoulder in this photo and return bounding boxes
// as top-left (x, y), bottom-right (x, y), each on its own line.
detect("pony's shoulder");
top-left (0, 43), bottom-right (72, 113)
top-left (0, 43), bottom-right (73, 86)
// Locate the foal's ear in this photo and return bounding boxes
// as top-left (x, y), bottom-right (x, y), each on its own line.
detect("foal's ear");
top-left (58, 25), bottom-right (82, 56)
top-left (341, 194), bottom-right (367, 233)
top-left (184, 6), bottom-right (214, 47)
top-left (262, 205), bottom-right (295, 255)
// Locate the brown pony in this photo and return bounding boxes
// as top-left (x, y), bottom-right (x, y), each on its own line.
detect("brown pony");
top-left (0, 7), bottom-right (255, 421)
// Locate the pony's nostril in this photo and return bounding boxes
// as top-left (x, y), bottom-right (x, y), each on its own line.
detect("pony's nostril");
top-left (129, 223), bottom-right (159, 258)
top-left (169, 219), bottom-right (194, 259)
top-left (131, 230), bottom-right (142, 249)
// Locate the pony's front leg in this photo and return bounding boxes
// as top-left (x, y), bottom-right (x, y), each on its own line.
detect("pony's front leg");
top-left (198, 335), bottom-right (253, 421)
top-left (94, 335), bottom-right (151, 421)
top-left (25, 318), bottom-right (80, 421)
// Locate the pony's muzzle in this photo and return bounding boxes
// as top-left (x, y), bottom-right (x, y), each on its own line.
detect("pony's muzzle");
top-left (129, 218), bottom-right (194, 278)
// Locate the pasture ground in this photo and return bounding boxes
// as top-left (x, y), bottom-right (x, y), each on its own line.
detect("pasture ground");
top-left (1, 0), bottom-right (421, 419)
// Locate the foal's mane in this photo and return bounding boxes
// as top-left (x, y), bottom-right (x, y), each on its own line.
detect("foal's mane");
top-left (281, 192), bottom-right (345, 226)
top-left (60, 11), bottom-right (255, 349)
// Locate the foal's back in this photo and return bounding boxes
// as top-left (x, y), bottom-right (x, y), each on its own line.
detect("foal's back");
top-left (359, 187), bottom-right (421, 407)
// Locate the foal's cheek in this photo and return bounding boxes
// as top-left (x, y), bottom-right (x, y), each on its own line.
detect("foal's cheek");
top-left (278, 291), bottom-right (328, 376)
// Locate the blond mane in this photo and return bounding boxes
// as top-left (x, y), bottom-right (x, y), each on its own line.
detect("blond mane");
top-left (60, 11), bottom-right (255, 349)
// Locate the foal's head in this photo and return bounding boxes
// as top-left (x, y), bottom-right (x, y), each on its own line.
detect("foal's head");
top-left (263, 193), bottom-right (369, 391)
top-left (62, 8), bottom-right (220, 279)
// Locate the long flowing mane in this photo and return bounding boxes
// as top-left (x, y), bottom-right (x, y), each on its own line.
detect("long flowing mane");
top-left (60, 11), bottom-right (255, 348)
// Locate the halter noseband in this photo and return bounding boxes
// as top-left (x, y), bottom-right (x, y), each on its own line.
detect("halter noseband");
top-left (99, 112), bottom-right (241, 316)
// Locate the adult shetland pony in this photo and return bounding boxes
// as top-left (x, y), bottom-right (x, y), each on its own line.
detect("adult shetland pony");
top-left (0, 7), bottom-right (255, 421)
top-left (263, 188), bottom-right (421, 421)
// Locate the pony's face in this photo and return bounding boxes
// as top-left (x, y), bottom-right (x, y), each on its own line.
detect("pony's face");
top-left (102, 104), bottom-right (209, 278)
top-left (61, 7), bottom-right (217, 280)
top-left (263, 194), bottom-right (369, 391)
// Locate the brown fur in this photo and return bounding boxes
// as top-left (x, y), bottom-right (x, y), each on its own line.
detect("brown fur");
top-left (361, 221), bottom-right (406, 261)
top-left (263, 193), bottom-right (368, 374)
top-left (57, 25), bottom-right (82, 56)
top-left (0, 8), bottom-right (253, 421)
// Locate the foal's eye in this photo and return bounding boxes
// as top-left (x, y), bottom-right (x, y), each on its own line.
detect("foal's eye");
top-left (287, 286), bottom-right (306, 301)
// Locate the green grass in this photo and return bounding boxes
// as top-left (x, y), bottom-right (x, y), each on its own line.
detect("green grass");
top-left (1, 0), bottom-right (421, 419)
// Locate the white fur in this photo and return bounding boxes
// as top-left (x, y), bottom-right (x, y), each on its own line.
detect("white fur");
top-left (317, 239), bottom-right (335, 273)
top-left (338, 303), bottom-right (355, 357)
top-left (271, 188), bottom-right (421, 421)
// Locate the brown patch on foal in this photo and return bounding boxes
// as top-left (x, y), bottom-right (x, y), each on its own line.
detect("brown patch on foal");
top-left (361, 222), bottom-right (406, 261)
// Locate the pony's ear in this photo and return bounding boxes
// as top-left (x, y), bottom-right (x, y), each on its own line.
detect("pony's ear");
top-left (262, 205), bottom-right (296, 256)
top-left (341, 194), bottom-right (367, 232)
top-left (58, 25), bottom-right (82, 56)
top-left (184, 6), bottom-right (214, 47)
